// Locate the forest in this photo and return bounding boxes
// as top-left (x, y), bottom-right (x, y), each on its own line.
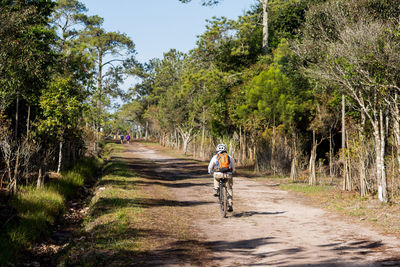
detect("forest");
top-left (2, 0), bottom-right (400, 264)
top-left (2, 0), bottom-right (400, 202)
top-left (118, 0), bottom-right (400, 204)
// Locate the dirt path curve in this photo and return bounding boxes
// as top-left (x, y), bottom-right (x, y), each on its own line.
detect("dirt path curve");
top-left (126, 143), bottom-right (400, 266)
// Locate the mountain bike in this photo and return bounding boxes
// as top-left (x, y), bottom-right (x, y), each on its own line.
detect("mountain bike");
top-left (218, 174), bottom-right (229, 218)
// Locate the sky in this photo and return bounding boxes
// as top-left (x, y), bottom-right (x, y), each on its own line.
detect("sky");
top-left (80, 0), bottom-right (257, 63)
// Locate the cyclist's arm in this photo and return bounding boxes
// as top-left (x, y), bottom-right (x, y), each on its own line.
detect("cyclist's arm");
top-left (208, 156), bottom-right (216, 174)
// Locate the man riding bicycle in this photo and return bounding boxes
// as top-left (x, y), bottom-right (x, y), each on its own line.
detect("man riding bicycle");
top-left (208, 144), bottom-right (235, 212)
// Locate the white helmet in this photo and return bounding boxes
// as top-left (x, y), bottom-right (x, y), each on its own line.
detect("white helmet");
top-left (216, 144), bottom-right (227, 153)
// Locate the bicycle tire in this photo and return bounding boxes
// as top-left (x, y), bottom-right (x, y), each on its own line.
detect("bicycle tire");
top-left (222, 186), bottom-right (228, 218)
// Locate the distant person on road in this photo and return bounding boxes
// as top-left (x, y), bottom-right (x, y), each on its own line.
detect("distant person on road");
top-left (120, 134), bottom-right (124, 144)
top-left (126, 134), bottom-right (131, 144)
top-left (208, 144), bottom-right (235, 212)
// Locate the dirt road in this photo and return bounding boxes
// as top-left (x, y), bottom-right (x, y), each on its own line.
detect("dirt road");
top-left (125, 143), bottom-right (400, 266)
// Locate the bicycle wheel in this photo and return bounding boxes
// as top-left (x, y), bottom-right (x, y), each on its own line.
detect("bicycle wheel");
top-left (219, 182), bottom-right (228, 218)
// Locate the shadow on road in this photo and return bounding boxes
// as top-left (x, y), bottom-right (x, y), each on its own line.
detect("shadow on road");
top-left (88, 197), bottom-right (213, 220)
top-left (87, 144), bottom-right (400, 266)
top-left (233, 211), bottom-right (286, 218)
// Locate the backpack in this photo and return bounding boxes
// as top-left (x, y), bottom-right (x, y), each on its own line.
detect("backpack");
top-left (215, 152), bottom-right (232, 173)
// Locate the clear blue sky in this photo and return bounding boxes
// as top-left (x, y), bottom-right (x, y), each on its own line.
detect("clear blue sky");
top-left (80, 0), bottom-right (257, 63)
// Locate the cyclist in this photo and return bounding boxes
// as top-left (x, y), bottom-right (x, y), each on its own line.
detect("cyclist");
top-left (208, 144), bottom-right (235, 212)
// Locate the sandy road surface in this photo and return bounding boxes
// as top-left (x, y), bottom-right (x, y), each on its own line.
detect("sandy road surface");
top-left (126, 143), bottom-right (400, 266)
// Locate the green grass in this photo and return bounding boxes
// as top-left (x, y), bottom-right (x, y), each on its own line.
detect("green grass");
top-left (101, 142), bottom-right (125, 160)
top-left (280, 183), bottom-right (331, 194)
top-left (59, 146), bottom-right (144, 266)
top-left (0, 157), bottom-right (102, 265)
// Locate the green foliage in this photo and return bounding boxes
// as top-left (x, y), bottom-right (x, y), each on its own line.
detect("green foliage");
top-left (39, 76), bottom-right (85, 135)
top-left (280, 183), bottom-right (330, 194)
top-left (131, 0), bottom-right (316, 149)
top-left (0, 157), bottom-right (101, 265)
top-left (238, 39), bottom-right (312, 134)
top-left (268, 0), bottom-right (312, 50)
top-left (0, 0), bottom-right (56, 111)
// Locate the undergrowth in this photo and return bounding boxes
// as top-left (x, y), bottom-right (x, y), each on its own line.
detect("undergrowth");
top-left (0, 155), bottom-right (102, 265)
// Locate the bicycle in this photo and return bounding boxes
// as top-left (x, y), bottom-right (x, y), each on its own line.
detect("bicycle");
top-left (218, 174), bottom-right (230, 218)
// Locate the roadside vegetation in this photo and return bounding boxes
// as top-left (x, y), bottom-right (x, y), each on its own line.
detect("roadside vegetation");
top-left (0, 0), bottom-right (137, 263)
top-left (0, 156), bottom-right (101, 264)
top-left (59, 144), bottom-right (142, 265)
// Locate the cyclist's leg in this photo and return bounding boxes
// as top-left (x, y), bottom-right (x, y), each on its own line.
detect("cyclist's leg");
top-left (213, 174), bottom-right (220, 196)
top-left (226, 175), bottom-right (233, 209)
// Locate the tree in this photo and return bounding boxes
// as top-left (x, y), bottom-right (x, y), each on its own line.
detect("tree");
top-left (0, 0), bottom-right (57, 192)
top-left (39, 76), bottom-right (85, 173)
top-left (179, 0), bottom-right (269, 54)
top-left (81, 22), bottom-right (136, 145)
top-left (0, 0), bottom-right (56, 138)
top-left (298, 0), bottom-right (400, 201)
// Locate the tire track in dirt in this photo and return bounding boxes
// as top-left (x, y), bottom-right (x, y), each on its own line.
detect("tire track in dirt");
top-left (125, 143), bottom-right (400, 266)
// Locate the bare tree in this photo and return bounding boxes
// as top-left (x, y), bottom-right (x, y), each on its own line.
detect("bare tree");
top-left (306, 19), bottom-right (400, 202)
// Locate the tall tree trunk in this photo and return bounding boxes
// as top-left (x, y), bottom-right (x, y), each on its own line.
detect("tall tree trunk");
top-left (309, 129), bottom-right (317, 185)
top-left (12, 149), bottom-right (20, 194)
top-left (15, 94), bottom-right (19, 138)
top-left (372, 109), bottom-right (388, 203)
top-left (254, 141), bottom-right (259, 172)
top-left (329, 130), bottom-right (333, 179)
top-left (176, 129), bottom-right (180, 150)
top-left (201, 123), bottom-right (205, 160)
top-left (342, 95), bottom-right (350, 191)
top-left (239, 126), bottom-right (243, 165)
top-left (182, 136), bottom-right (189, 155)
top-left (379, 108), bottom-right (388, 202)
top-left (145, 121), bottom-right (149, 141)
top-left (26, 104), bottom-right (30, 140)
top-left (260, 0), bottom-right (269, 55)
top-left (179, 127), bottom-right (193, 155)
top-left (243, 131), bottom-right (247, 165)
top-left (290, 131), bottom-right (297, 182)
top-left (57, 140), bottom-right (63, 174)
top-left (345, 131), bottom-right (352, 191)
top-left (95, 49), bottom-right (103, 152)
top-left (374, 121), bottom-right (382, 199)
top-left (97, 51), bottom-right (103, 121)
top-left (272, 124), bottom-right (276, 176)
top-left (359, 111), bottom-right (368, 197)
top-left (37, 167), bottom-right (44, 189)
top-left (393, 93), bottom-right (400, 182)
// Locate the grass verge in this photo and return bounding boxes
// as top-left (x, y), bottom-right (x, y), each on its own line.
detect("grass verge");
top-left (59, 144), bottom-right (143, 266)
top-left (0, 156), bottom-right (101, 265)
